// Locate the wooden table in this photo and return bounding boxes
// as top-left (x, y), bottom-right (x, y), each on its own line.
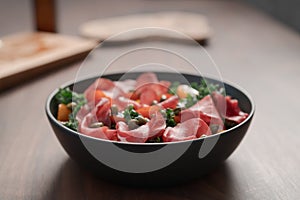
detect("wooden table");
top-left (1, 0), bottom-right (300, 199)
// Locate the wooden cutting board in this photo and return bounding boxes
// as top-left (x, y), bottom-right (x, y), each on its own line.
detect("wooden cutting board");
top-left (0, 32), bottom-right (97, 91)
top-left (79, 12), bottom-right (212, 43)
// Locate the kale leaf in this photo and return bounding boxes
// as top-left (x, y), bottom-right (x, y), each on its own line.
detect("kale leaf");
top-left (165, 108), bottom-right (176, 127)
top-left (55, 87), bottom-right (85, 105)
top-left (55, 87), bottom-right (87, 131)
top-left (168, 81), bottom-right (180, 95)
top-left (191, 80), bottom-right (225, 100)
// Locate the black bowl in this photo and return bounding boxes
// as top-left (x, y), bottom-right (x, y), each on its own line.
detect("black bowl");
top-left (46, 72), bottom-right (254, 187)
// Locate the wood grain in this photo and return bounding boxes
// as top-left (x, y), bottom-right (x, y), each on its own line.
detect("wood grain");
top-left (0, 0), bottom-right (300, 200)
top-left (0, 32), bottom-right (97, 91)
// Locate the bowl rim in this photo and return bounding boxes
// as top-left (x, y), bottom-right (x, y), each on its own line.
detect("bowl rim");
top-left (46, 72), bottom-right (255, 146)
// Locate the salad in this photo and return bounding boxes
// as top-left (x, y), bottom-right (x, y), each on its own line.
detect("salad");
top-left (55, 73), bottom-right (248, 143)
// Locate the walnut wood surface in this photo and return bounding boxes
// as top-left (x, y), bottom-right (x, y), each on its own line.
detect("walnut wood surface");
top-left (0, 0), bottom-right (300, 199)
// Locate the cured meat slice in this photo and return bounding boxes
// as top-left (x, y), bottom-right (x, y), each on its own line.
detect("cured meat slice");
top-left (158, 95), bottom-right (179, 109)
top-left (93, 98), bottom-right (112, 125)
top-left (116, 112), bottom-right (166, 143)
top-left (76, 104), bottom-right (90, 124)
top-left (180, 95), bottom-right (224, 130)
top-left (162, 118), bottom-right (211, 142)
top-left (84, 78), bottom-right (115, 96)
top-left (77, 97), bottom-right (112, 129)
top-left (114, 79), bottom-right (136, 93)
top-left (136, 72), bottom-right (158, 89)
top-left (78, 98), bottom-right (117, 140)
top-left (79, 112), bottom-right (117, 140)
top-left (84, 78), bottom-right (125, 103)
top-left (135, 73), bottom-right (171, 105)
top-left (112, 96), bottom-right (142, 111)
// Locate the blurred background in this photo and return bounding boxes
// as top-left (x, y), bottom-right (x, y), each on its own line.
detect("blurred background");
top-left (0, 0), bottom-right (299, 36)
top-left (1, 0), bottom-right (300, 91)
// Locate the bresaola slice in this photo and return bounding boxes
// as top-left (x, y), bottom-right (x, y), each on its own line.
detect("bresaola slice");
top-left (180, 95), bottom-right (224, 131)
top-left (116, 112), bottom-right (166, 143)
top-left (163, 118), bottom-right (211, 142)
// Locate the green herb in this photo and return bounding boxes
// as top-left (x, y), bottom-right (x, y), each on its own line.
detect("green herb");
top-left (66, 100), bottom-right (87, 130)
top-left (191, 80), bottom-right (224, 100)
top-left (123, 105), bottom-right (139, 122)
top-left (55, 87), bottom-right (87, 131)
top-left (185, 94), bottom-right (197, 108)
top-left (168, 81), bottom-right (180, 95)
top-left (165, 108), bottom-right (176, 127)
top-left (55, 87), bottom-right (85, 104)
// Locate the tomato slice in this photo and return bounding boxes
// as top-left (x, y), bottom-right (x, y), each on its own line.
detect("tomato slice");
top-left (57, 103), bottom-right (71, 121)
top-left (136, 105), bottom-right (160, 118)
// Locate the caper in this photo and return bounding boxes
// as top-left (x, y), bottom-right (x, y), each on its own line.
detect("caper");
top-left (152, 100), bottom-right (158, 105)
top-left (66, 102), bottom-right (77, 109)
top-left (160, 110), bottom-right (167, 118)
top-left (210, 124), bottom-right (220, 134)
top-left (136, 116), bottom-right (148, 125)
top-left (89, 122), bottom-right (104, 128)
top-left (130, 109), bottom-right (139, 118)
top-left (111, 104), bottom-right (118, 115)
top-left (128, 119), bottom-right (139, 130)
